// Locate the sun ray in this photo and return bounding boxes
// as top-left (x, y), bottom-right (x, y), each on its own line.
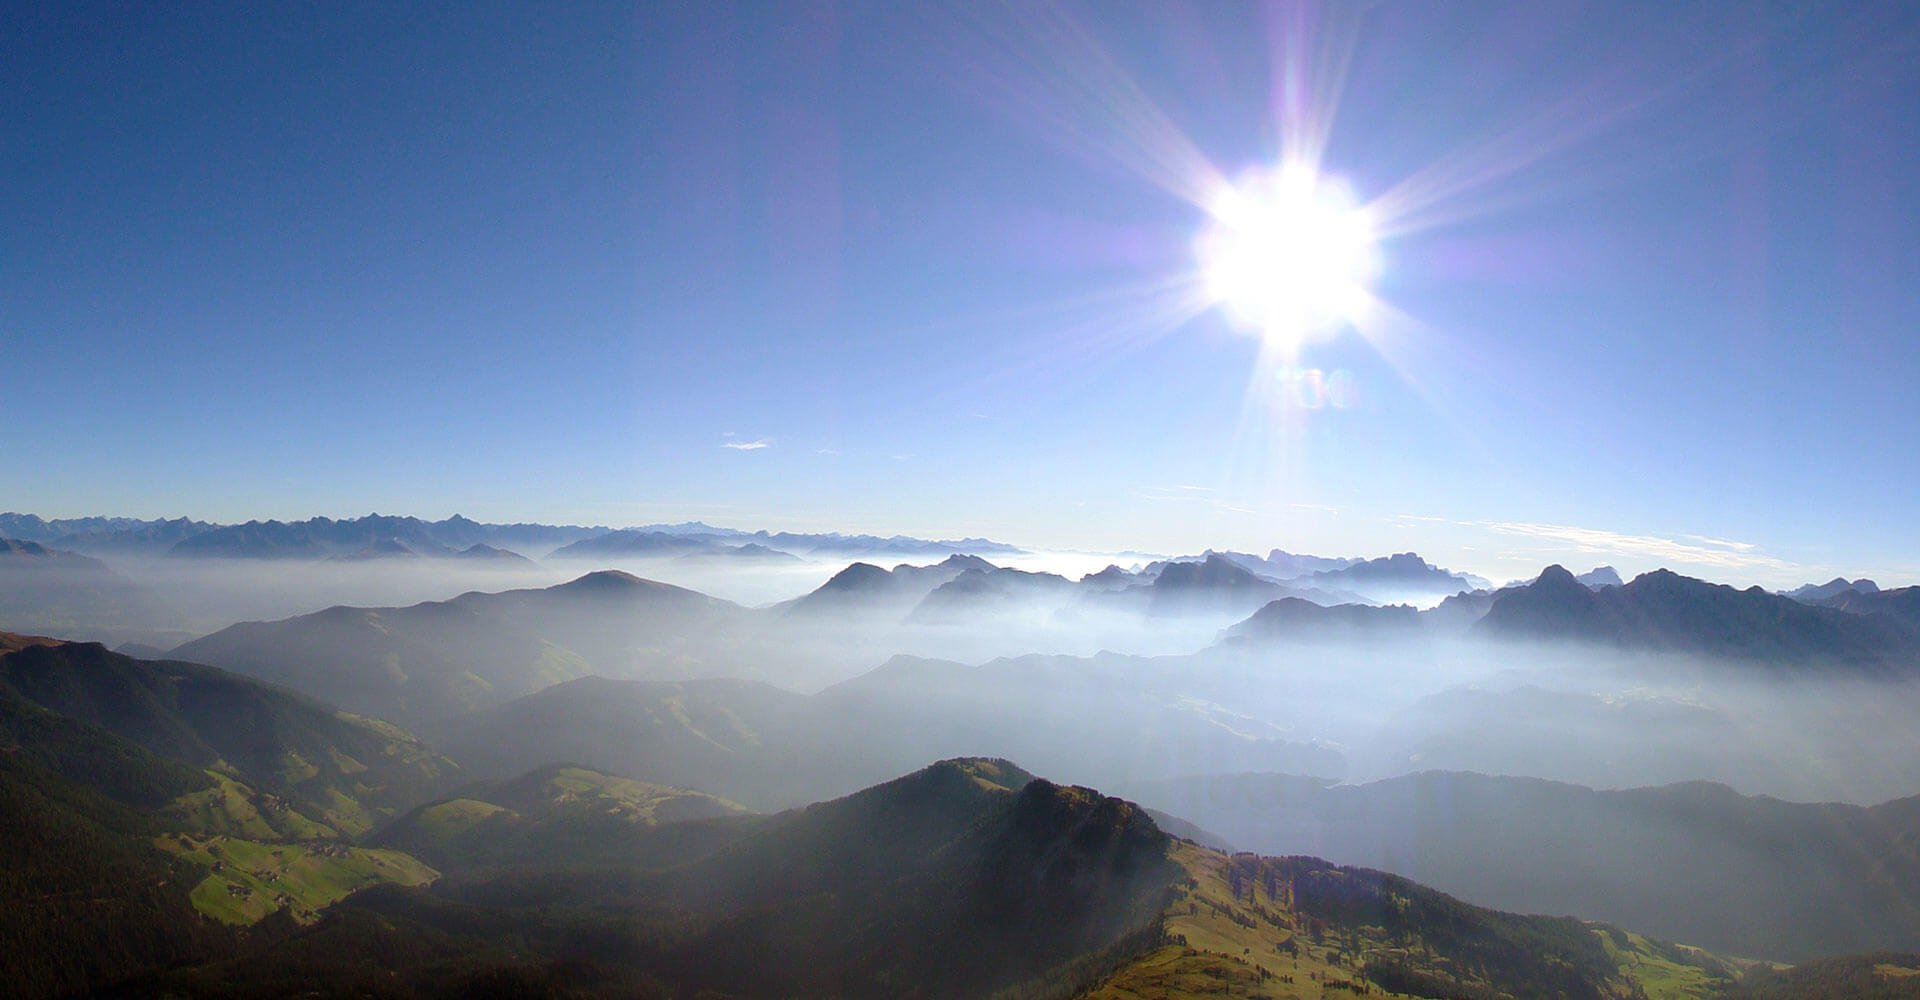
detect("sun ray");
top-left (866, 271), bottom-right (1217, 420)
top-left (920, 1), bottom-right (1227, 209)
top-left (1361, 6), bottom-right (1778, 241)
top-left (1266, 0), bottom-right (1368, 177)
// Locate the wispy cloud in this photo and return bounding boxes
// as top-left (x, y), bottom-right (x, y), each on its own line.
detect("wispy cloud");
top-left (1679, 533), bottom-right (1758, 553)
top-left (1470, 519), bottom-right (1791, 571)
top-left (722, 438), bottom-right (771, 451)
top-left (1136, 486), bottom-right (1206, 503)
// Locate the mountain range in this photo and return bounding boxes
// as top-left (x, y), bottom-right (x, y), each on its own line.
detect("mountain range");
top-left (156, 560), bottom-right (1920, 804)
top-left (779, 553), bottom-right (997, 617)
top-left (1218, 562), bottom-right (1920, 668)
top-left (1788, 577), bottom-right (1882, 602)
top-left (0, 510), bottom-right (1027, 562)
top-left (1140, 549), bottom-right (1487, 606)
top-left (1476, 564), bottom-right (1920, 668)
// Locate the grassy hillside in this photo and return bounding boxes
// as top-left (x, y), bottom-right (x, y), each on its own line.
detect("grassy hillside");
top-left (0, 640), bottom-right (462, 835)
top-left (375, 763), bottom-right (749, 872)
top-left (1726, 953), bottom-right (1920, 999)
top-left (156, 834), bottom-right (436, 925)
top-left (1083, 841), bottom-right (1738, 1000)
top-left (0, 638), bottom-right (455, 996)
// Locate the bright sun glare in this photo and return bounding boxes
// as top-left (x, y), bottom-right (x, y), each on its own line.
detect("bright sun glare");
top-left (1197, 165), bottom-right (1379, 351)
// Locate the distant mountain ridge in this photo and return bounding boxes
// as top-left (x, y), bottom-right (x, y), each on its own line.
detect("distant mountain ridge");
top-left (0, 513), bottom-right (165, 544)
top-left (780, 554), bottom-right (995, 617)
top-left (1222, 596), bottom-right (1425, 643)
top-left (0, 510), bottom-right (1024, 562)
top-left (1477, 564), bottom-right (1920, 668)
top-left (1127, 552), bottom-right (1370, 615)
top-left (1789, 577), bottom-right (1881, 602)
top-left (168, 514), bottom-right (602, 560)
top-left (0, 536), bottom-right (110, 569)
top-left (1577, 565), bottom-right (1625, 588)
top-left (169, 570), bottom-right (753, 729)
top-left (1826, 586), bottom-right (1920, 631)
top-left (1143, 548), bottom-right (1486, 605)
top-left (1216, 563), bottom-right (1920, 667)
top-left (1306, 551), bottom-right (1491, 598)
top-left (1144, 548), bottom-right (1358, 580)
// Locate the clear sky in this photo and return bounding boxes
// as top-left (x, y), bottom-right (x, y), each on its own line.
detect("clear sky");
top-left (6, 2), bottom-right (1919, 587)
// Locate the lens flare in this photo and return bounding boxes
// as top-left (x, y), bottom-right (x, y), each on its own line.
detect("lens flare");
top-left (1197, 166), bottom-right (1380, 351)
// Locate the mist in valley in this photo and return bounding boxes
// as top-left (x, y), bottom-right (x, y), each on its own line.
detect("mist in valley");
top-left (24, 542), bottom-right (1915, 811)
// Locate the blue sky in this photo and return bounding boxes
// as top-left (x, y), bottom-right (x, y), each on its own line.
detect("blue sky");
top-left (5, 2), bottom-right (1919, 586)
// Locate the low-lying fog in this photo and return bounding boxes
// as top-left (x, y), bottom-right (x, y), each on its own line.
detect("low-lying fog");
top-left (10, 551), bottom-right (1920, 810)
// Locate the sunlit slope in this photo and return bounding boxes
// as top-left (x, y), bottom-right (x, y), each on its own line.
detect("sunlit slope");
top-left (0, 632), bottom-right (452, 997)
top-left (154, 833), bottom-right (435, 926)
top-left (0, 639), bottom-right (461, 835)
top-left (1088, 842), bottom-right (1739, 1000)
top-left (375, 763), bottom-right (749, 872)
top-left (0, 678), bottom-right (438, 992)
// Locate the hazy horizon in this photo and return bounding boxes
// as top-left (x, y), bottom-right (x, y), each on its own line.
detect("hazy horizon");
top-left (6, 503), bottom-right (1911, 593)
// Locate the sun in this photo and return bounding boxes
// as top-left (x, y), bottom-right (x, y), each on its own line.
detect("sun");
top-left (1196, 165), bottom-right (1379, 350)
